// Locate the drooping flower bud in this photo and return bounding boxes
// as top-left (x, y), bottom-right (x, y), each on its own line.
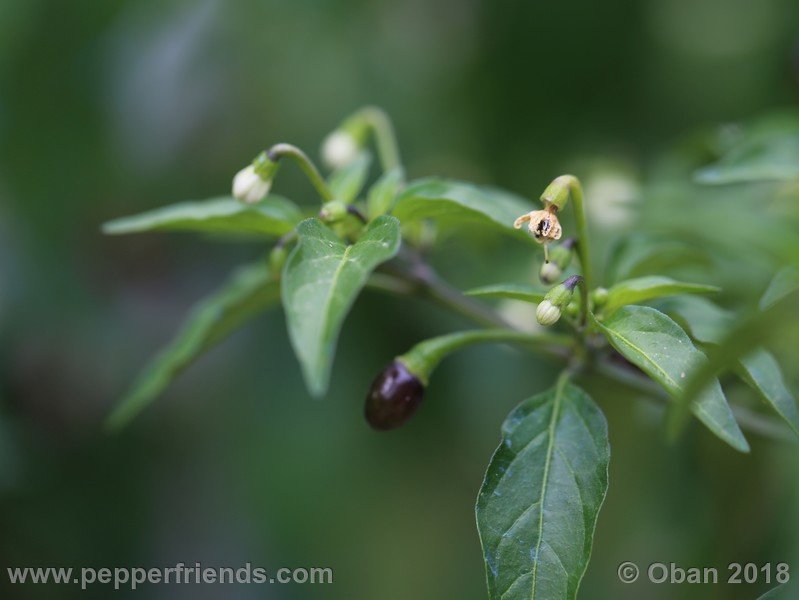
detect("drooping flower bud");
top-left (321, 131), bottom-right (359, 169)
top-left (321, 114), bottom-right (370, 169)
top-left (365, 360), bottom-right (425, 430)
top-left (536, 275), bottom-right (583, 326)
top-left (233, 165), bottom-right (270, 204)
top-left (539, 237), bottom-right (576, 284)
top-left (232, 151), bottom-right (279, 204)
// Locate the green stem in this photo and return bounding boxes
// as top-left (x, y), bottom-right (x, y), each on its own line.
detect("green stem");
top-left (400, 329), bottom-right (574, 384)
top-left (358, 106), bottom-right (402, 172)
top-left (267, 143), bottom-right (333, 202)
top-left (541, 175), bottom-right (592, 292)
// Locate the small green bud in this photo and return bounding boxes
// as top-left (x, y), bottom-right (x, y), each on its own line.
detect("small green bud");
top-left (537, 275), bottom-right (583, 326)
top-left (269, 245), bottom-right (288, 279)
top-left (539, 238), bottom-right (576, 283)
top-left (536, 299), bottom-right (561, 326)
top-left (592, 287), bottom-right (609, 306)
top-left (319, 200), bottom-right (349, 223)
top-left (539, 261), bottom-right (562, 285)
top-left (540, 174), bottom-right (578, 211)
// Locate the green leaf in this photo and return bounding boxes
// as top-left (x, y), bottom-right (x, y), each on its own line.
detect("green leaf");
top-left (739, 350), bottom-right (799, 438)
top-left (466, 283), bottom-right (547, 303)
top-left (367, 167), bottom-right (404, 219)
top-left (656, 296), bottom-right (734, 344)
top-left (327, 152), bottom-right (371, 203)
top-left (102, 196), bottom-right (302, 237)
top-left (757, 583), bottom-right (789, 599)
top-left (106, 262), bottom-right (280, 430)
top-left (695, 114), bottom-right (799, 184)
top-left (282, 216), bottom-right (401, 396)
top-left (760, 266), bottom-right (799, 311)
top-left (601, 276), bottom-right (719, 316)
top-left (605, 234), bottom-right (707, 284)
top-left (476, 377), bottom-right (610, 600)
top-left (597, 306), bottom-right (749, 452)
top-left (392, 178), bottom-right (533, 239)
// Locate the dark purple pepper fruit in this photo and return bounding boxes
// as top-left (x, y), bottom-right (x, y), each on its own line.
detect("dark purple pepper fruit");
top-left (365, 360), bottom-right (425, 430)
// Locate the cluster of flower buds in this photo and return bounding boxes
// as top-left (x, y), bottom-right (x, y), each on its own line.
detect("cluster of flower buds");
top-left (232, 151), bottom-right (280, 204)
top-left (536, 275), bottom-right (583, 326)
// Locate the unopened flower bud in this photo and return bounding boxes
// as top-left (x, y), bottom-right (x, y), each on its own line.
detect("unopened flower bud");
top-left (591, 287), bottom-right (609, 307)
top-left (233, 151), bottom-right (279, 204)
top-left (536, 275), bottom-right (583, 326)
top-left (365, 360), bottom-right (425, 430)
top-left (536, 300), bottom-right (561, 326)
top-left (319, 200), bottom-right (349, 223)
top-left (321, 130), bottom-right (359, 169)
top-left (233, 165), bottom-right (271, 204)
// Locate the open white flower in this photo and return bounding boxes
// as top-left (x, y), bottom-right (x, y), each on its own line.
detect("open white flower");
top-left (232, 164), bottom-right (271, 204)
top-left (321, 130), bottom-right (359, 169)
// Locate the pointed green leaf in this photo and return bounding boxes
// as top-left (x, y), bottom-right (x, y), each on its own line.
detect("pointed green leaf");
top-left (327, 152), bottom-right (371, 203)
top-left (760, 266), bottom-right (799, 311)
top-left (656, 296), bottom-right (734, 344)
top-left (601, 276), bottom-right (719, 316)
top-left (597, 306), bottom-right (749, 452)
top-left (605, 234), bottom-right (707, 284)
top-left (282, 216), bottom-right (401, 396)
top-left (466, 283), bottom-right (547, 303)
top-left (106, 262), bottom-right (280, 430)
top-left (367, 167), bottom-right (404, 219)
top-left (695, 115), bottom-right (799, 184)
top-left (392, 178), bottom-right (533, 239)
top-left (102, 196), bottom-right (302, 237)
top-left (739, 350), bottom-right (799, 438)
top-left (476, 378), bottom-right (610, 600)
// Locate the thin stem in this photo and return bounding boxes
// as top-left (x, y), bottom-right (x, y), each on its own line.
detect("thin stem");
top-left (574, 277), bottom-right (589, 330)
top-left (267, 143), bottom-right (333, 202)
top-left (401, 329), bottom-right (574, 383)
top-left (382, 255), bottom-right (511, 329)
top-left (566, 177), bottom-right (593, 292)
top-left (358, 106), bottom-right (402, 172)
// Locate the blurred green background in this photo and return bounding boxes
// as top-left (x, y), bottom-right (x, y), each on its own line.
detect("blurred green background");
top-left (1, 0), bottom-right (798, 598)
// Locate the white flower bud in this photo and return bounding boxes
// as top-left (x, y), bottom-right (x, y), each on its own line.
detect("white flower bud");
top-left (536, 299), bottom-right (561, 326)
top-left (232, 164), bottom-right (271, 204)
top-left (321, 130), bottom-right (359, 169)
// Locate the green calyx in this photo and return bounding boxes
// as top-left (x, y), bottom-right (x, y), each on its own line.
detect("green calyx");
top-left (252, 151), bottom-right (280, 181)
top-left (540, 174), bottom-right (578, 211)
top-left (544, 275), bottom-right (583, 309)
top-left (319, 200), bottom-right (349, 223)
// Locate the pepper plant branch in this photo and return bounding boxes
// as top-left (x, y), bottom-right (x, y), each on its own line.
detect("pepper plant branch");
top-left (267, 143), bottom-right (333, 202)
